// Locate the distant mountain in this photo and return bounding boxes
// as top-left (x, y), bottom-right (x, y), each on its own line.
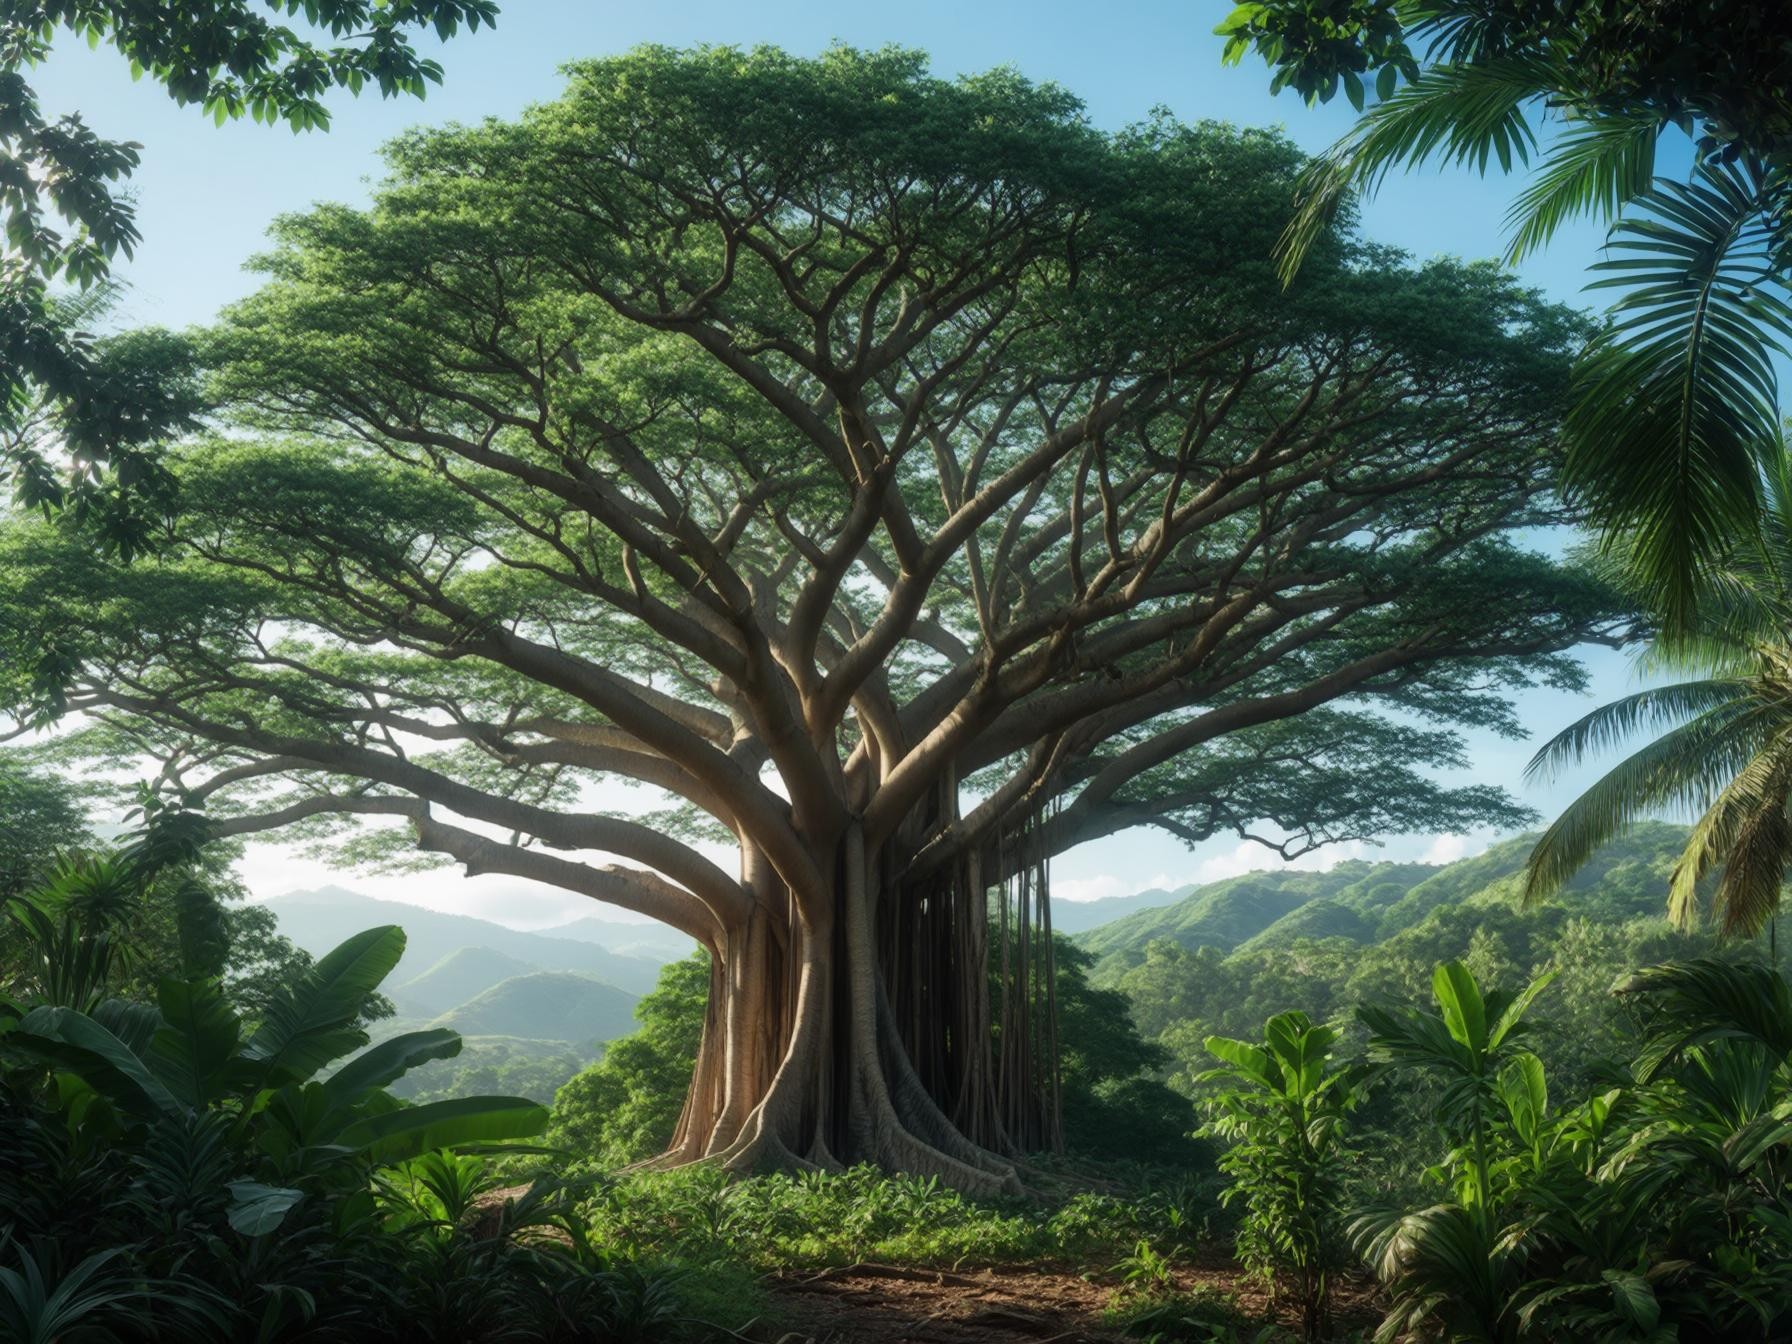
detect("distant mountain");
top-left (1078, 866), bottom-right (1389, 965)
top-left (431, 971), bottom-right (638, 1047)
top-left (261, 886), bottom-right (666, 995)
top-left (536, 914), bottom-right (696, 962)
top-left (393, 946), bottom-right (542, 1017)
top-left (1050, 886), bottom-right (1196, 934)
top-left (1076, 823), bottom-right (1695, 980)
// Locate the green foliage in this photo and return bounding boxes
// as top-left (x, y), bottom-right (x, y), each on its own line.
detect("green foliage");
top-left (0, 775), bottom-right (326, 1025)
top-left (1101, 1284), bottom-right (1258, 1343)
top-left (1055, 939), bottom-right (1200, 1161)
top-left (1200, 1012), bottom-right (1359, 1340)
top-left (580, 1161), bottom-right (1195, 1274)
top-left (1345, 957), bottom-right (1792, 1340)
top-left (0, 758), bottom-right (90, 897)
top-left (0, 1242), bottom-right (231, 1344)
top-left (1217, 0), bottom-right (1792, 623)
top-left (0, 847), bottom-right (721, 1342)
top-left (551, 951), bottom-right (709, 1170)
top-left (6, 919), bottom-right (548, 1189)
top-left (0, 5), bottom-right (495, 548)
top-left (1099, 824), bottom-right (1789, 1266)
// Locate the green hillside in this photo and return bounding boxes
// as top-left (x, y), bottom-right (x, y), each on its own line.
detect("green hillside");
top-left (1231, 897), bottom-right (1374, 954)
top-left (1079, 823), bottom-right (1696, 979)
top-left (1078, 868), bottom-right (1372, 966)
top-left (262, 886), bottom-right (666, 993)
top-left (393, 946), bottom-right (541, 1017)
top-left (430, 971), bottom-right (639, 1048)
top-left (1098, 823), bottom-right (1741, 1124)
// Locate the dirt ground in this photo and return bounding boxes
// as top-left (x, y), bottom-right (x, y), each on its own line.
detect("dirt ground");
top-left (750, 1258), bottom-right (1383, 1343)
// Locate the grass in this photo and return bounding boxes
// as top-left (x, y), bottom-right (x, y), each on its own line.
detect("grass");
top-left (1101, 1285), bottom-right (1257, 1342)
top-left (575, 1162), bottom-right (1220, 1274)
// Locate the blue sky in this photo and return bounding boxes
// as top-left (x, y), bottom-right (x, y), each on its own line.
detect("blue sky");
top-left (30, 2), bottom-right (1660, 919)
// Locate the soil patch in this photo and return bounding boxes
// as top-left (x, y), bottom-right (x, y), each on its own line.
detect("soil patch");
top-left (750, 1258), bottom-right (1382, 1343)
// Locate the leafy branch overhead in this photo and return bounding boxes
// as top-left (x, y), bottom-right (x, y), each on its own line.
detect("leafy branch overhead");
top-left (1218, 0), bottom-right (1792, 627)
top-left (0, 2), bottom-right (496, 530)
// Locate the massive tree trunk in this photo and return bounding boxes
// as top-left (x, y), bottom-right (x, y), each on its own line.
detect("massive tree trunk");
top-left (645, 806), bottom-right (1061, 1194)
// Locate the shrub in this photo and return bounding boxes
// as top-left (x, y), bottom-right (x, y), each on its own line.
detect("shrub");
top-left (1199, 1011), bottom-right (1360, 1341)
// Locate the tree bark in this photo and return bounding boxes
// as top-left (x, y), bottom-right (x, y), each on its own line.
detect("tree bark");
top-left (642, 804), bottom-right (1061, 1194)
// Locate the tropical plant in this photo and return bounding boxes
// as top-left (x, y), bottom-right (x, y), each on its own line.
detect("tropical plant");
top-left (3, 921), bottom-right (547, 1237)
top-left (1524, 452), bottom-right (1792, 939)
top-left (1606, 959), bottom-right (1792, 1338)
top-left (1334, 955), bottom-right (1792, 1341)
top-left (1199, 1010), bottom-right (1359, 1340)
top-left (1217, 0), bottom-right (1792, 624)
top-left (0, 1238), bottom-right (231, 1344)
top-left (1351, 961), bottom-right (1555, 1341)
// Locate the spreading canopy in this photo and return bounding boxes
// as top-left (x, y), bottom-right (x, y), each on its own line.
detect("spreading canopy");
top-left (1, 46), bottom-right (1630, 1181)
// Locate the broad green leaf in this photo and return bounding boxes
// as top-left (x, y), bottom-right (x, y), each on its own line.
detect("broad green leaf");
top-left (323, 1028), bottom-right (462, 1105)
top-left (148, 977), bottom-right (242, 1108)
top-left (1603, 1269), bottom-right (1659, 1332)
top-left (1212, 3), bottom-right (1261, 36)
top-left (1203, 1035), bottom-right (1277, 1090)
top-left (1489, 970), bottom-right (1557, 1050)
top-left (226, 1181), bottom-right (305, 1236)
top-left (1432, 961), bottom-right (1487, 1054)
top-left (241, 925), bottom-right (404, 1084)
top-left (13, 1005), bottom-right (180, 1117)
top-left (336, 1095), bottom-right (550, 1163)
top-left (91, 997), bottom-right (162, 1052)
top-left (1498, 1051), bottom-right (1547, 1145)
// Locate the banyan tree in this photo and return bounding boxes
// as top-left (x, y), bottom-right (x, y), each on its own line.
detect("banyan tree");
top-left (0, 48), bottom-right (1626, 1191)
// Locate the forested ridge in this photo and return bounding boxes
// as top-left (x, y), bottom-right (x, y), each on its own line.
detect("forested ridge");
top-left (1083, 825), bottom-right (1694, 972)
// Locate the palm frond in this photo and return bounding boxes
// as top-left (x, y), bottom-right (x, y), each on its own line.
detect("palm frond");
top-left (1503, 112), bottom-right (1660, 263)
top-left (1278, 57), bottom-right (1553, 284)
top-left (1563, 162), bottom-right (1792, 630)
top-left (1523, 701), bottom-right (1782, 905)
top-left (1666, 730), bottom-right (1792, 932)
top-left (1616, 958), bottom-right (1792, 1081)
top-left (1523, 679), bottom-right (1750, 783)
top-left (1710, 797), bottom-right (1792, 936)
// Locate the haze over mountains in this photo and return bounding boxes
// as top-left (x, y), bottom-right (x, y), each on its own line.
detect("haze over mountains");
top-left (257, 886), bottom-right (688, 1062)
top-left (1047, 886), bottom-right (1196, 933)
top-left (262, 886), bottom-right (683, 998)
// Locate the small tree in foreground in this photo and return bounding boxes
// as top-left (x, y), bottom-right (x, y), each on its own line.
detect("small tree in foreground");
top-left (1201, 1011), bottom-right (1359, 1341)
top-left (0, 48), bottom-right (1627, 1189)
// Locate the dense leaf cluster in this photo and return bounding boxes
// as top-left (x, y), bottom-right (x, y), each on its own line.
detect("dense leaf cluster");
top-left (1202, 955), bottom-right (1792, 1340)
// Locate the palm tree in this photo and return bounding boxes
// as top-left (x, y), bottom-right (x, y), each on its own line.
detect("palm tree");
top-left (1220, 3), bottom-right (1792, 628)
top-left (1524, 453), bottom-right (1792, 936)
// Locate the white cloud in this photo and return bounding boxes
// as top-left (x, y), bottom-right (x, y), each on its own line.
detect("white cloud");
top-left (1054, 871), bottom-right (1178, 903)
top-left (1194, 839), bottom-right (1370, 885)
top-left (1420, 833), bottom-right (1470, 865)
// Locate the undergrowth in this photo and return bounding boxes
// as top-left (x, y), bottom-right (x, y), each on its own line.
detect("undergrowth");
top-left (576, 1162), bottom-right (1220, 1273)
